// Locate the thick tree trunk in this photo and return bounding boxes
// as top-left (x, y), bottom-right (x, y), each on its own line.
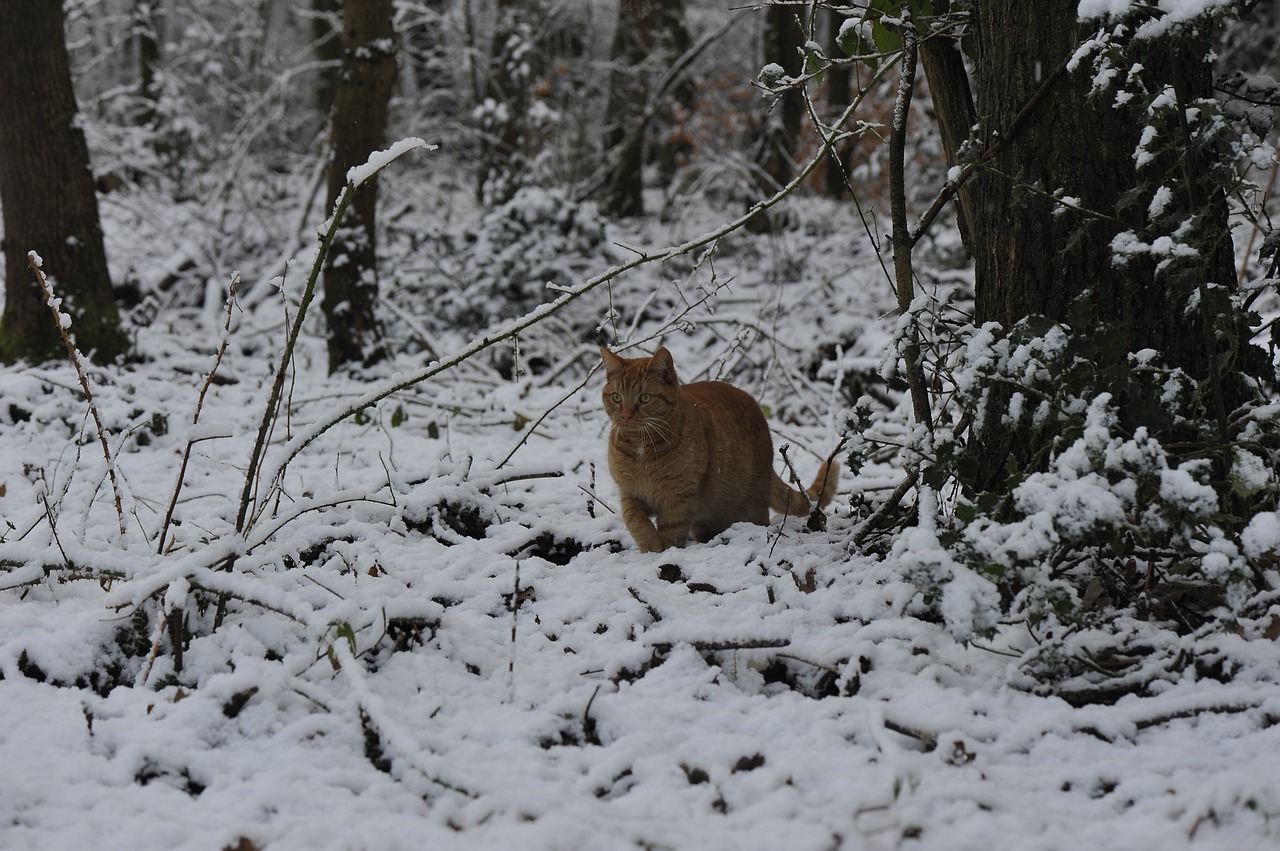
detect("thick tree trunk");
top-left (971, 4), bottom-right (1234, 353)
top-left (323, 0), bottom-right (394, 373)
top-left (0, 0), bottom-right (126, 364)
top-left (965, 3), bottom-right (1252, 486)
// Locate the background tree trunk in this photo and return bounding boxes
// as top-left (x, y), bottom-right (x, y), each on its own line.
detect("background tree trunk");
top-left (755, 4), bottom-right (805, 189)
top-left (476, 0), bottom-right (536, 206)
top-left (601, 0), bottom-right (691, 217)
top-left (0, 0), bottom-right (127, 364)
top-left (601, 1), bottom-right (653, 218)
top-left (134, 0), bottom-right (162, 127)
top-left (822, 5), bottom-right (853, 199)
top-left (323, 0), bottom-right (395, 373)
top-left (311, 0), bottom-right (342, 120)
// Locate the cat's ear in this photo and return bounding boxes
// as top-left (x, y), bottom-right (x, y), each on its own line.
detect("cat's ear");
top-left (600, 346), bottom-right (625, 377)
top-left (648, 347), bottom-right (679, 384)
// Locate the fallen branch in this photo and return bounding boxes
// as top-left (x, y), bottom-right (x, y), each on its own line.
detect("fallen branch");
top-left (852, 469), bottom-right (919, 547)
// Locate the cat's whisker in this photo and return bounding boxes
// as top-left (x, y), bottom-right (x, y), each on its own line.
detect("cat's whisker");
top-left (649, 420), bottom-right (676, 450)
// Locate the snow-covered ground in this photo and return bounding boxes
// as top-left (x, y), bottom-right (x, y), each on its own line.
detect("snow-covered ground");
top-left (2, 154), bottom-right (1280, 851)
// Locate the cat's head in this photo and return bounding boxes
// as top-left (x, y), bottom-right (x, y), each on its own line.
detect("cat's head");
top-left (599, 346), bottom-right (681, 430)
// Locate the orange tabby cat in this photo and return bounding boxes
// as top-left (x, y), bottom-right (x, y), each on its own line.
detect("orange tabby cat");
top-left (600, 345), bottom-right (838, 552)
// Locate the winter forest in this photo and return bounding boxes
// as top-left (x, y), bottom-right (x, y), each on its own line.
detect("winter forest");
top-left (3, 0), bottom-right (1280, 847)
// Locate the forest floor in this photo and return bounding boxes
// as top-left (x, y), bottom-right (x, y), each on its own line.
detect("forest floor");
top-left (1, 151), bottom-right (1279, 850)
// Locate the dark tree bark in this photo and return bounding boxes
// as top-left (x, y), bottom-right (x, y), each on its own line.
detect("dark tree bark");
top-left (323, 0), bottom-right (395, 373)
top-left (756, 4), bottom-right (806, 189)
top-left (0, 0), bottom-right (127, 364)
top-left (916, 0), bottom-right (977, 247)
top-left (601, 0), bottom-right (692, 217)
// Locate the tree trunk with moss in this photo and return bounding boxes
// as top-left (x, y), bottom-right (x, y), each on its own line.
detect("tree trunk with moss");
top-left (0, 0), bottom-right (127, 364)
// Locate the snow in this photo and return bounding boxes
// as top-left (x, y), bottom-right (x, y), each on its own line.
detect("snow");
top-left (1241, 511), bottom-right (1280, 558)
top-left (1078, 0), bottom-right (1240, 37)
top-left (344, 137), bottom-right (436, 190)
top-left (4, 163), bottom-right (1280, 851)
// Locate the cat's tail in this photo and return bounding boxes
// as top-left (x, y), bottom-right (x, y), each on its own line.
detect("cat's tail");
top-left (770, 458), bottom-right (840, 517)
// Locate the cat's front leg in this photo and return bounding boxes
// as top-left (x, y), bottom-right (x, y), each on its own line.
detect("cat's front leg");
top-left (620, 495), bottom-right (667, 552)
top-left (653, 512), bottom-right (692, 551)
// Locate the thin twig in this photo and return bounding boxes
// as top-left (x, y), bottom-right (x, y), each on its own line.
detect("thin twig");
top-left (29, 253), bottom-right (128, 542)
top-left (158, 276), bottom-right (239, 554)
top-left (852, 469), bottom-right (920, 547)
top-left (234, 140), bottom-right (431, 548)
top-left (497, 366), bottom-right (599, 470)
top-left (489, 470), bottom-right (566, 487)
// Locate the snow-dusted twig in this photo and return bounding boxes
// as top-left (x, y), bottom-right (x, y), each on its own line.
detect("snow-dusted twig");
top-left (852, 469), bottom-right (919, 547)
top-left (36, 488), bottom-right (71, 571)
top-left (157, 275), bottom-right (239, 554)
top-left (496, 365), bottom-right (599, 470)
top-left (330, 635), bottom-right (476, 797)
top-left (28, 252), bottom-right (128, 543)
top-left (507, 560), bottom-right (522, 702)
top-left (235, 139), bottom-right (433, 543)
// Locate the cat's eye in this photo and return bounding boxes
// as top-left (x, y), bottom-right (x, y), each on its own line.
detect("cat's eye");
top-left (610, 392), bottom-right (623, 403)
top-left (639, 393), bottom-right (652, 403)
